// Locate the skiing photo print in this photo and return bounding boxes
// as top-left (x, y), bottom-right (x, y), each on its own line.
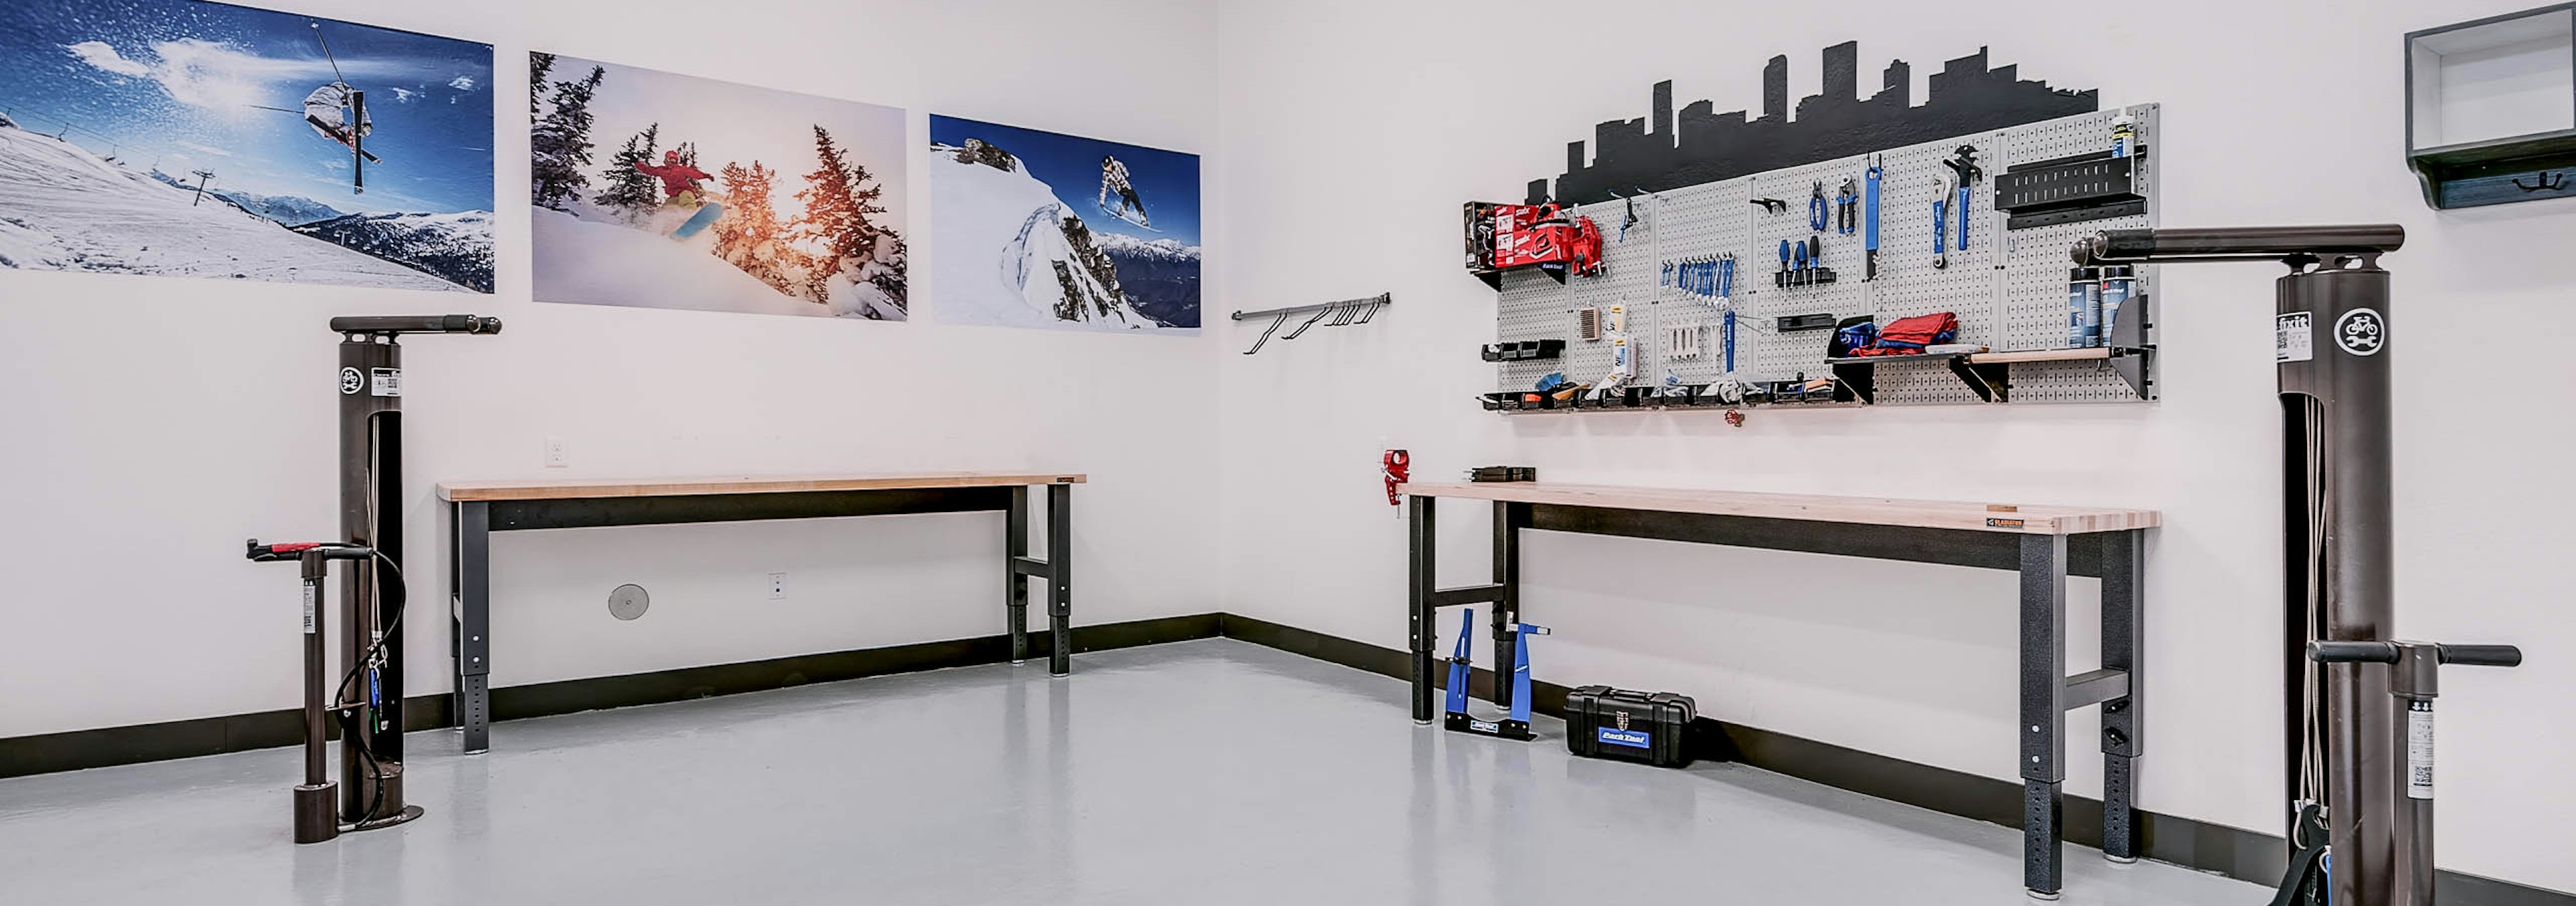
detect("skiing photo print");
top-left (531, 53), bottom-right (908, 320)
top-left (0, 0), bottom-right (496, 293)
top-left (928, 115), bottom-right (1199, 333)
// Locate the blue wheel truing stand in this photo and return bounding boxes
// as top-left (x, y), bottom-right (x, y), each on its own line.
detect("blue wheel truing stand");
top-left (1442, 608), bottom-right (1549, 741)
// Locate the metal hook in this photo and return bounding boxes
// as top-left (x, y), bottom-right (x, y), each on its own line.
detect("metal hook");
top-left (1242, 313), bottom-right (1288, 355)
top-left (1279, 308), bottom-right (1332, 340)
top-left (2513, 172), bottom-right (2567, 193)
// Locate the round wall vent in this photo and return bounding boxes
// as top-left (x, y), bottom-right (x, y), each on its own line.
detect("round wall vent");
top-left (606, 583), bottom-right (650, 621)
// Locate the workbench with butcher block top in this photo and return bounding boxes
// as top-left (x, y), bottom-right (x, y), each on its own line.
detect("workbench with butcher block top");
top-left (1395, 481), bottom-right (2157, 900)
top-left (437, 472), bottom-right (1083, 754)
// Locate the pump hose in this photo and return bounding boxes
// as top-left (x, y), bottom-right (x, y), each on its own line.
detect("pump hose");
top-left (329, 550), bottom-right (407, 826)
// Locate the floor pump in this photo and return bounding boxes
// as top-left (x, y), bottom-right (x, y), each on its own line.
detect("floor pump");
top-left (2074, 228), bottom-right (2522, 906)
top-left (245, 314), bottom-right (500, 843)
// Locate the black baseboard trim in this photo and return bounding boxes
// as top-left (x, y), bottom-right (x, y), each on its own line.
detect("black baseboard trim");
top-left (1210, 613), bottom-right (2573, 906)
top-left (7, 611), bottom-right (2565, 905)
top-left (0, 613), bottom-right (1220, 781)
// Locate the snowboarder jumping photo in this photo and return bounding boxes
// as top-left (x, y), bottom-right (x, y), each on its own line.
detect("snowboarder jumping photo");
top-left (1099, 154), bottom-right (1149, 228)
top-left (529, 53), bottom-right (909, 319)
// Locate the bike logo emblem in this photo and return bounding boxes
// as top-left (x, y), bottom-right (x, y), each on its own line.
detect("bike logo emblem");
top-left (2335, 308), bottom-right (2385, 357)
top-left (339, 366), bottom-right (364, 394)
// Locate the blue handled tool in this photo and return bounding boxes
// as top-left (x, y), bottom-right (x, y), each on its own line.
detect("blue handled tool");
top-left (1834, 179), bottom-right (1859, 235)
top-left (1864, 156), bottom-right (1882, 280)
top-left (1722, 308), bottom-right (1737, 373)
top-left (1807, 181), bottom-right (1829, 232)
top-left (1932, 189), bottom-right (1951, 269)
top-left (1778, 239), bottom-right (1792, 286)
top-left (1937, 146), bottom-right (1982, 269)
top-left (1717, 254), bottom-right (1734, 301)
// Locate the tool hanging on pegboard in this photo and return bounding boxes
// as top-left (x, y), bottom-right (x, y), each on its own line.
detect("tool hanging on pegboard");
top-left (1932, 145), bottom-right (1982, 270)
top-left (1864, 154), bottom-right (1883, 280)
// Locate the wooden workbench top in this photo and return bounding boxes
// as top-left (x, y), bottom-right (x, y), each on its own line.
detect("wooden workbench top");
top-left (438, 472), bottom-right (1085, 502)
top-left (1395, 481), bottom-right (2156, 536)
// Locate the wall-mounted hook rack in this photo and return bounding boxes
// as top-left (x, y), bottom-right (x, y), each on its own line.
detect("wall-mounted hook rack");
top-left (1232, 293), bottom-right (1393, 354)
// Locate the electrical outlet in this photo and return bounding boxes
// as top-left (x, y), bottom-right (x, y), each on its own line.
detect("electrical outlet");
top-left (543, 438), bottom-right (569, 468)
top-left (768, 572), bottom-right (786, 601)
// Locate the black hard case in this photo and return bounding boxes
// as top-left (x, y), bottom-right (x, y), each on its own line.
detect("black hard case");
top-left (1563, 685), bottom-right (1696, 768)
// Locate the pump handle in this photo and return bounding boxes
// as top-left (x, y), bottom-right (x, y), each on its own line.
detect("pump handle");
top-left (2308, 640), bottom-right (2522, 668)
top-left (329, 314), bottom-right (503, 335)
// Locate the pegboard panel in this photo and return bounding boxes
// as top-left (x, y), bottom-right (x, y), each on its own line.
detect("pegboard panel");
top-left (1489, 105), bottom-right (2160, 407)
top-left (1992, 103), bottom-right (2161, 401)
top-left (1646, 179), bottom-right (1753, 386)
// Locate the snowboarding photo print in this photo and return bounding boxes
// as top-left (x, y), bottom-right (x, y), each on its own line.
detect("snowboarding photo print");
top-left (0, 0), bottom-right (496, 292)
top-left (531, 53), bottom-right (908, 319)
top-left (928, 115), bottom-right (1199, 333)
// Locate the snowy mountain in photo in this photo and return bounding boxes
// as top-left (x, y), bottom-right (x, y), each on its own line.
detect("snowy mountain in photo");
top-left (294, 211), bottom-right (496, 293)
top-left (146, 171), bottom-right (350, 228)
top-left (930, 143), bottom-right (1185, 332)
top-left (0, 125), bottom-right (470, 291)
top-left (1095, 232), bottom-right (1201, 328)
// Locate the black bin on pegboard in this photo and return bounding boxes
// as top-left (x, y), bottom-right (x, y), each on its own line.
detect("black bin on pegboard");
top-left (1564, 686), bottom-right (1695, 768)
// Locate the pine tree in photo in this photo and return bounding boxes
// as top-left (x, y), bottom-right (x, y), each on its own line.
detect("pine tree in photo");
top-left (711, 160), bottom-right (803, 295)
top-left (528, 52), bottom-right (554, 118)
top-left (593, 122), bottom-right (661, 211)
top-left (789, 125), bottom-right (888, 267)
top-left (674, 141), bottom-right (698, 170)
top-left (529, 64), bottom-right (603, 209)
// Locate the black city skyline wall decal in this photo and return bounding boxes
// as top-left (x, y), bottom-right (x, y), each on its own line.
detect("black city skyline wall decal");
top-left (1534, 42), bottom-right (2098, 205)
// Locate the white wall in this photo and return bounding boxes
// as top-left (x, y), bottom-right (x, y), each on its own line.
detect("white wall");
top-left (1212, 0), bottom-right (2576, 893)
top-left (0, 0), bottom-right (1222, 733)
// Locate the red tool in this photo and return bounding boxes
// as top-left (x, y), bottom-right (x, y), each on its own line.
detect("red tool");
top-left (1382, 449), bottom-right (1410, 509)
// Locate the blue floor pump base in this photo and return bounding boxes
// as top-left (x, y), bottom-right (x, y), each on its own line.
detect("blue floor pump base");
top-left (1440, 608), bottom-right (1546, 742)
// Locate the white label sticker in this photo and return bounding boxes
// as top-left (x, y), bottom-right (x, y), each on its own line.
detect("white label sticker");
top-left (2335, 307), bottom-right (2386, 357)
top-left (302, 582), bottom-right (317, 634)
top-left (2406, 702), bottom-right (2435, 799)
top-left (370, 367), bottom-right (402, 397)
top-left (2275, 313), bottom-right (2313, 363)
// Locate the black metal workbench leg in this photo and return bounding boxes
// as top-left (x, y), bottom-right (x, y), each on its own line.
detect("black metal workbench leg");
top-left (1046, 483), bottom-right (1072, 677)
top-left (2021, 533), bottom-right (2068, 899)
top-left (1489, 501), bottom-right (1524, 709)
top-left (2100, 530), bottom-right (2145, 863)
top-left (453, 501), bottom-right (492, 754)
top-left (1007, 487), bottom-right (1030, 664)
top-left (1408, 495), bottom-right (1435, 724)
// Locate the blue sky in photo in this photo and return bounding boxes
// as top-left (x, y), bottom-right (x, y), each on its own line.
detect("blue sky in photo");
top-left (0, 0), bottom-right (494, 213)
top-left (930, 114), bottom-right (1199, 246)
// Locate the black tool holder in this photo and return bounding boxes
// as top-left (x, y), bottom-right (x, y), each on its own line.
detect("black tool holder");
top-left (249, 314), bottom-right (500, 842)
top-left (2076, 228), bottom-right (2521, 906)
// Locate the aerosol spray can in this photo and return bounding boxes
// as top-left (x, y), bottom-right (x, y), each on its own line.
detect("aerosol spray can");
top-left (2111, 115), bottom-right (2135, 158)
top-left (2068, 268), bottom-right (2102, 348)
top-left (2099, 266), bottom-right (2135, 346)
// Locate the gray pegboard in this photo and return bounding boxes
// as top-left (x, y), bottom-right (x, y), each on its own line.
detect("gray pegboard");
top-left (1491, 104), bottom-right (2161, 407)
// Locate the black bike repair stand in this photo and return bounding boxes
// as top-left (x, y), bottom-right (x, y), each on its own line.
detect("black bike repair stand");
top-left (1441, 607), bottom-right (1548, 740)
top-left (2076, 230), bottom-right (2524, 906)
top-left (246, 314), bottom-right (499, 843)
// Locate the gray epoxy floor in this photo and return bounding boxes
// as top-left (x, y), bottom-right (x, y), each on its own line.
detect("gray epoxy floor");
top-left (0, 639), bottom-right (2265, 905)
